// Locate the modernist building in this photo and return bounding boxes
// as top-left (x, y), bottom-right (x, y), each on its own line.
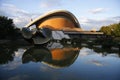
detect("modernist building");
top-left (22, 10), bottom-right (104, 44)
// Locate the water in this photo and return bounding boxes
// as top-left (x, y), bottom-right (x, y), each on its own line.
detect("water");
top-left (0, 41), bottom-right (120, 80)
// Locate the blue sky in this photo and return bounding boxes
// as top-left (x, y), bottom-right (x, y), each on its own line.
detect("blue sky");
top-left (0, 0), bottom-right (120, 30)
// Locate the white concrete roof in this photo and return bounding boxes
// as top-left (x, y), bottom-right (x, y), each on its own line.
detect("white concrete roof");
top-left (25, 10), bottom-right (80, 28)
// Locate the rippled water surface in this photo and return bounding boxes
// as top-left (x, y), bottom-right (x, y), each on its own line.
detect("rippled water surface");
top-left (0, 41), bottom-right (120, 80)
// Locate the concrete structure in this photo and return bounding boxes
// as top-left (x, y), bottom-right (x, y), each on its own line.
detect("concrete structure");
top-left (22, 10), bottom-right (104, 44)
top-left (63, 31), bottom-right (104, 39)
top-left (22, 10), bottom-right (82, 43)
top-left (25, 10), bottom-right (80, 30)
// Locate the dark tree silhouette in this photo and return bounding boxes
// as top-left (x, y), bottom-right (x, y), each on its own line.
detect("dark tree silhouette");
top-left (0, 16), bottom-right (22, 39)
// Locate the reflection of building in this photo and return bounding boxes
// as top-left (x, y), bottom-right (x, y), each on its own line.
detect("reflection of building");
top-left (43, 48), bottom-right (79, 68)
top-left (22, 47), bottom-right (51, 63)
top-left (22, 46), bottom-right (80, 68)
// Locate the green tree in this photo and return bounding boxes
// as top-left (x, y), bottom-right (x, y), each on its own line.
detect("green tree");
top-left (100, 23), bottom-right (120, 37)
top-left (112, 23), bottom-right (120, 36)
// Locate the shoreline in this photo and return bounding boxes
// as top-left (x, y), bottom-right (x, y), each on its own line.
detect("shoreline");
top-left (0, 39), bottom-right (31, 46)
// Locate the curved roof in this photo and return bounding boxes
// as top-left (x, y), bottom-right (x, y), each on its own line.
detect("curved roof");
top-left (25, 10), bottom-right (80, 29)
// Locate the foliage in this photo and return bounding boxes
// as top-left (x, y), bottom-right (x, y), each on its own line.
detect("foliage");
top-left (100, 23), bottom-right (120, 37)
top-left (0, 16), bottom-right (22, 39)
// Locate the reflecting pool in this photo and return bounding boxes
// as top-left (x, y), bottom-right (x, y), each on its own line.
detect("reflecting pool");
top-left (0, 41), bottom-right (120, 80)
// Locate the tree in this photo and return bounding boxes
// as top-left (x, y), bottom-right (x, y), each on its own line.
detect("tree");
top-left (100, 23), bottom-right (120, 37)
top-left (0, 16), bottom-right (22, 39)
top-left (112, 23), bottom-right (120, 37)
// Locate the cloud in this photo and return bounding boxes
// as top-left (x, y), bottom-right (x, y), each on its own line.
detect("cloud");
top-left (0, 3), bottom-right (119, 30)
top-left (79, 16), bottom-right (120, 30)
top-left (0, 0), bottom-right (61, 28)
top-left (0, 3), bottom-right (40, 28)
top-left (89, 8), bottom-right (107, 14)
top-left (0, 4), bottom-right (28, 17)
top-left (40, 0), bottom-right (61, 8)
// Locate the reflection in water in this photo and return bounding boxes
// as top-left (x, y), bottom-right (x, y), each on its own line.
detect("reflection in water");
top-left (44, 47), bottom-right (79, 68)
top-left (0, 45), bottom-right (17, 64)
top-left (81, 42), bottom-right (120, 57)
top-left (22, 46), bottom-right (80, 68)
top-left (22, 46), bottom-right (51, 63)
top-left (0, 41), bottom-right (120, 80)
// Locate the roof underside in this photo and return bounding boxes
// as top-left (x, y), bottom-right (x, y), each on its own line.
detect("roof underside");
top-left (25, 10), bottom-right (81, 30)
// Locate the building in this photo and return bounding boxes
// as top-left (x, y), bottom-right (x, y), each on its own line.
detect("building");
top-left (22, 10), bottom-right (104, 44)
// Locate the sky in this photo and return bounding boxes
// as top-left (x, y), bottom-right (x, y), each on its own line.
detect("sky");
top-left (0, 0), bottom-right (120, 30)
